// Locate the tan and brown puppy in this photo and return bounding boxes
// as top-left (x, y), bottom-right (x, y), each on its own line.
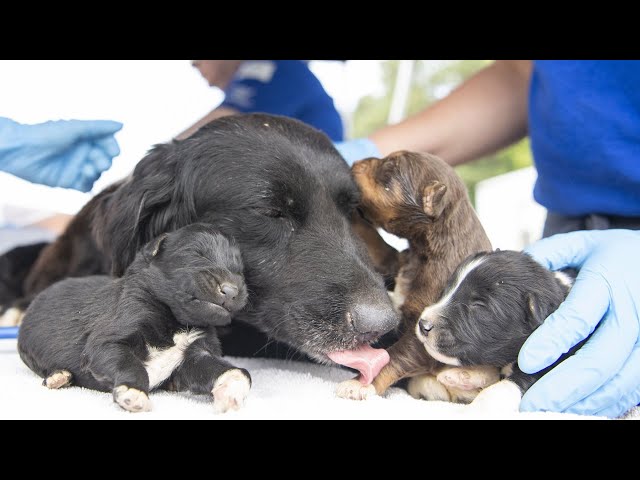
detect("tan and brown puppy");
top-left (340, 151), bottom-right (500, 402)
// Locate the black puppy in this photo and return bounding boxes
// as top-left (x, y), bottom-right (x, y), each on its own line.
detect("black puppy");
top-left (18, 223), bottom-right (249, 413)
top-left (415, 250), bottom-right (577, 411)
top-left (0, 242), bottom-right (48, 326)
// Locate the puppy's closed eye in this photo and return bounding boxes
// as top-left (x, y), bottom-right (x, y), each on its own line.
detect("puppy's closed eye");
top-left (254, 207), bottom-right (284, 219)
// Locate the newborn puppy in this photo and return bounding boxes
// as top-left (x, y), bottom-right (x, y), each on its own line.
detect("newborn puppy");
top-left (18, 223), bottom-right (249, 414)
top-left (339, 151), bottom-right (499, 402)
top-left (416, 249), bottom-right (575, 411)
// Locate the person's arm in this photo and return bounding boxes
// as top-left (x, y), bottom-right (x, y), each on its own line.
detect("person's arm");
top-left (337, 60), bottom-right (532, 166)
top-left (175, 106), bottom-right (239, 140)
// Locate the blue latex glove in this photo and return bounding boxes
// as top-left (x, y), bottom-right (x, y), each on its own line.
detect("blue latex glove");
top-left (334, 138), bottom-right (381, 166)
top-left (0, 117), bottom-right (122, 192)
top-left (519, 229), bottom-right (640, 417)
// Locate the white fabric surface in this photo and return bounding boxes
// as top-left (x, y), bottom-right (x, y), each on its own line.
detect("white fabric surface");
top-left (2, 339), bottom-right (638, 420)
top-left (2, 232), bottom-right (638, 420)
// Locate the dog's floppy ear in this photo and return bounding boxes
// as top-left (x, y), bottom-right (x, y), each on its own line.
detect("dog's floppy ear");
top-left (93, 143), bottom-right (197, 276)
top-left (143, 233), bottom-right (170, 263)
top-left (422, 180), bottom-right (448, 218)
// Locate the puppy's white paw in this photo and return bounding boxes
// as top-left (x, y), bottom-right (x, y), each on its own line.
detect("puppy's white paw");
top-left (44, 370), bottom-right (73, 389)
top-left (212, 369), bottom-right (251, 414)
top-left (436, 365), bottom-right (500, 391)
top-left (113, 385), bottom-right (152, 413)
top-left (0, 307), bottom-right (25, 326)
top-left (407, 374), bottom-right (451, 402)
top-left (465, 380), bottom-right (522, 415)
top-left (336, 379), bottom-right (376, 400)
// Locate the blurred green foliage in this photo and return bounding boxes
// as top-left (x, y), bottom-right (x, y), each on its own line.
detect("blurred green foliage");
top-left (351, 60), bottom-right (533, 205)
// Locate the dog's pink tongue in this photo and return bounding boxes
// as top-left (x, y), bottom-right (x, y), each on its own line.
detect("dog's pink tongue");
top-left (328, 345), bottom-right (390, 385)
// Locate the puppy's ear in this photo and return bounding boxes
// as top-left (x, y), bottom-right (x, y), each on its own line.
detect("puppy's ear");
top-left (525, 293), bottom-right (555, 330)
top-left (93, 143), bottom-right (197, 276)
top-left (422, 181), bottom-right (448, 218)
top-left (143, 233), bottom-right (169, 263)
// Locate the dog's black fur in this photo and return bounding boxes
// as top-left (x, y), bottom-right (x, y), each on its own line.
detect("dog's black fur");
top-left (0, 242), bottom-right (47, 310)
top-left (0, 182), bottom-right (122, 325)
top-left (417, 250), bottom-right (580, 393)
top-left (90, 113), bottom-right (398, 363)
top-left (18, 223), bottom-right (249, 412)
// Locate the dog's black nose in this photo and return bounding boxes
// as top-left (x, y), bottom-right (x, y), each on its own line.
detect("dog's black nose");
top-left (219, 283), bottom-right (238, 300)
top-left (350, 303), bottom-right (399, 338)
top-left (419, 320), bottom-right (433, 337)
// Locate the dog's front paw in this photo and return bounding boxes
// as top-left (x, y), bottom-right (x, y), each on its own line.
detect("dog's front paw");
top-left (336, 379), bottom-right (376, 400)
top-left (212, 368), bottom-right (251, 414)
top-left (407, 374), bottom-right (451, 401)
top-left (436, 365), bottom-right (500, 391)
top-left (113, 385), bottom-right (152, 413)
top-left (43, 370), bottom-right (73, 389)
top-left (464, 380), bottom-right (522, 416)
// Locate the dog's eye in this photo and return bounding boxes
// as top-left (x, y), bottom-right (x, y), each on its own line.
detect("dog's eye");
top-left (471, 302), bottom-right (484, 310)
top-left (255, 207), bottom-right (284, 219)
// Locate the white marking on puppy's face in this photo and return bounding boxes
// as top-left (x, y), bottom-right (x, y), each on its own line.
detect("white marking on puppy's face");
top-left (416, 256), bottom-right (486, 365)
top-left (145, 329), bottom-right (204, 389)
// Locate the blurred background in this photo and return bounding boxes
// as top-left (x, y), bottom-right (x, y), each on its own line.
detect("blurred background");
top-left (0, 60), bottom-right (544, 250)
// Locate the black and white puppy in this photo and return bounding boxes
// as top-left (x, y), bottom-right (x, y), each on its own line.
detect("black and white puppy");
top-left (415, 249), bottom-right (577, 412)
top-left (18, 223), bottom-right (249, 414)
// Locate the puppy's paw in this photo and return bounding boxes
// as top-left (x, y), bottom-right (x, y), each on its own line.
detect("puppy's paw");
top-left (0, 307), bottom-right (25, 327)
top-left (43, 370), bottom-right (73, 389)
top-left (465, 380), bottom-right (522, 415)
top-left (407, 374), bottom-right (451, 402)
top-left (336, 379), bottom-right (376, 400)
top-left (113, 385), bottom-right (152, 413)
top-left (436, 365), bottom-right (500, 391)
top-left (212, 368), bottom-right (251, 414)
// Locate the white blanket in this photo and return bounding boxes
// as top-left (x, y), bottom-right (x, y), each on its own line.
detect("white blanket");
top-left (2, 230), bottom-right (638, 420)
top-left (2, 339), bottom-right (638, 420)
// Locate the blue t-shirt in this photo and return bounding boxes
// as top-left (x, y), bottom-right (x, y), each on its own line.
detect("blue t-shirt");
top-left (221, 60), bottom-right (344, 142)
top-left (529, 60), bottom-right (640, 216)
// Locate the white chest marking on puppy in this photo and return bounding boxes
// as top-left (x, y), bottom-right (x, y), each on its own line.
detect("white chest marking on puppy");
top-left (145, 329), bottom-right (204, 389)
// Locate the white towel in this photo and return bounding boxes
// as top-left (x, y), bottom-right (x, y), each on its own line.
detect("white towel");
top-left (3, 339), bottom-right (637, 420)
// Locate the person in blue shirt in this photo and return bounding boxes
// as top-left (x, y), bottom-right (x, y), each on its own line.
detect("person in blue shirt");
top-left (179, 60), bottom-right (344, 141)
top-left (336, 60), bottom-right (640, 418)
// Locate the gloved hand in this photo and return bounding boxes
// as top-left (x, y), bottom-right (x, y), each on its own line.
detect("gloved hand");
top-left (0, 117), bottom-right (122, 192)
top-left (519, 229), bottom-right (640, 417)
top-left (334, 138), bottom-right (380, 166)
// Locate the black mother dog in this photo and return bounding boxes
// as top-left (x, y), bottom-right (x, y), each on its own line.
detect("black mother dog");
top-left (18, 223), bottom-right (249, 413)
top-left (89, 114), bottom-right (399, 371)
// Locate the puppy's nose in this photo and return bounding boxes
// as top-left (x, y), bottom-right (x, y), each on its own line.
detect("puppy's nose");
top-left (349, 303), bottom-right (399, 340)
top-left (219, 283), bottom-right (238, 300)
top-left (419, 320), bottom-right (434, 337)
